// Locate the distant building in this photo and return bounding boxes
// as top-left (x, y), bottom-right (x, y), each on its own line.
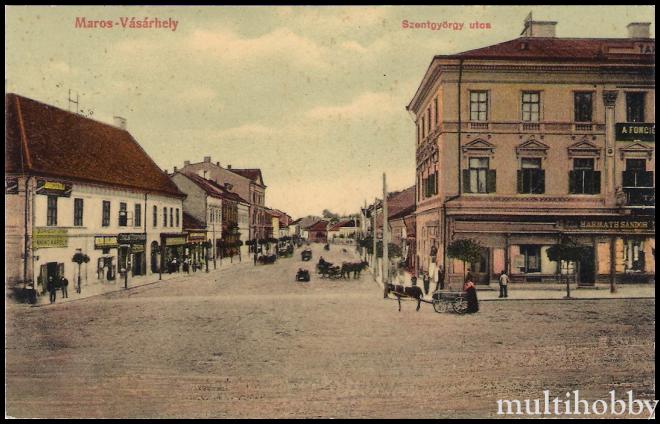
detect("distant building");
top-left (327, 219), bottom-right (359, 241)
top-left (306, 220), bottom-right (329, 243)
top-left (5, 93), bottom-right (185, 296)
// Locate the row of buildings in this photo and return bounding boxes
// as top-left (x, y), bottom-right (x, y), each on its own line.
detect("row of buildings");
top-left (5, 93), bottom-right (292, 297)
top-left (367, 19), bottom-right (655, 286)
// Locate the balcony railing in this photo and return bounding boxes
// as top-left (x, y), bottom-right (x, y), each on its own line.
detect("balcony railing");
top-left (623, 187), bottom-right (655, 208)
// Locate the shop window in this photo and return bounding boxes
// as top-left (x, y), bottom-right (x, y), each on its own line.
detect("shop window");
top-left (517, 158), bottom-right (545, 194)
top-left (135, 204), bottom-right (142, 227)
top-left (626, 92), bottom-right (645, 123)
top-left (574, 92), bottom-right (593, 122)
top-left (464, 158), bottom-right (496, 193)
top-left (521, 91), bottom-right (540, 122)
top-left (102, 200), bottom-right (111, 227)
top-left (73, 198), bottom-right (83, 226)
top-left (520, 245), bottom-right (541, 273)
top-left (118, 202), bottom-right (127, 227)
top-left (569, 158), bottom-right (600, 194)
top-left (47, 195), bottom-right (58, 226)
top-left (470, 91), bottom-right (488, 122)
top-left (624, 239), bottom-right (646, 272)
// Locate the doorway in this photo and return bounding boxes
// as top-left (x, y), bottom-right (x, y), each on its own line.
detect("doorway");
top-left (469, 248), bottom-right (491, 285)
top-left (578, 247), bottom-right (596, 286)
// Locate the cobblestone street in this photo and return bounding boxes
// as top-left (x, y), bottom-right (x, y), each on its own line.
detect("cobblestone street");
top-left (5, 244), bottom-right (656, 418)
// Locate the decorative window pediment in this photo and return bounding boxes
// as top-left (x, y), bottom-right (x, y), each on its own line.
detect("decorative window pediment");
top-left (515, 138), bottom-right (549, 158)
top-left (567, 138), bottom-right (602, 158)
top-left (462, 138), bottom-right (495, 157)
top-left (619, 142), bottom-right (654, 160)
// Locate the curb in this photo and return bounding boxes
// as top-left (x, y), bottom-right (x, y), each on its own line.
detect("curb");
top-left (480, 296), bottom-right (655, 302)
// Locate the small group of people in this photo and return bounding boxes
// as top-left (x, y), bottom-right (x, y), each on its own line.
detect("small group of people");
top-left (46, 275), bottom-right (69, 304)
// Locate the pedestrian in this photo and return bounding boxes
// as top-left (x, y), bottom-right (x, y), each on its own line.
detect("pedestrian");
top-left (435, 266), bottom-right (445, 292)
top-left (171, 258), bottom-right (177, 273)
top-left (411, 275), bottom-right (418, 287)
top-left (499, 270), bottom-right (510, 298)
top-left (463, 272), bottom-right (479, 313)
top-left (60, 275), bottom-right (69, 299)
top-left (183, 258), bottom-right (190, 274)
top-left (423, 272), bottom-right (430, 295)
top-left (47, 276), bottom-right (57, 304)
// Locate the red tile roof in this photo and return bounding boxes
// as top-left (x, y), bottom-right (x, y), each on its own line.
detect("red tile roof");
top-left (229, 168), bottom-right (265, 187)
top-left (182, 172), bottom-right (249, 204)
top-left (328, 219), bottom-right (358, 231)
top-left (307, 220), bottom-right (329, 232)
top-left (439, 37), bottom-right (655, 63)
top-left (5, 93), bottom-right (183, 197)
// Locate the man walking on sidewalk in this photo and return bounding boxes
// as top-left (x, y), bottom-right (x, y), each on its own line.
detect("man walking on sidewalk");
top-left (47, 276), bottom-right (57, 304)
top-left (60, 276), bottom-right (69, 299)
top-left (499, 270), bottom-right (509, 298)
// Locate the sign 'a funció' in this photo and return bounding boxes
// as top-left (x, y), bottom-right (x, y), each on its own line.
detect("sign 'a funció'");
top-left (615, 123), bottom-right (655, 142)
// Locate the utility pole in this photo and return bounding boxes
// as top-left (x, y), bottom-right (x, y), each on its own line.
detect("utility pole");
top-left (372, 197), bottom-right (377, 282)
top-left (382, 173), bottom-right (389, 298)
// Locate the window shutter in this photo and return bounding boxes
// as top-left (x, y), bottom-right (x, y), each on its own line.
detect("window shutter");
top-left (641, 171), bottom-right (653, 187)
top-left (537, 170), bottom-right (545, 194)
top-left (517, 170), bottom-right (523, 193)
top-left (463, 169), bottom-right (471, 193)
top-left (487, 170), bottom-right (496, 193)
top-left (568, 170), bottom-right (576, 194)
top-left (435, 173), bottom-right (439, 195)
top-left (592, 171), bottom-right (601, 194)
top-left (622, 171), bottom-right (635, 187)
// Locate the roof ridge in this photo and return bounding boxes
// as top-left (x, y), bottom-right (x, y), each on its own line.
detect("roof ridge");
top-left (14, 95), bottom-right (33, 171)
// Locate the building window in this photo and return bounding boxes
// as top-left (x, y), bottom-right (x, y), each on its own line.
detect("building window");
top-left (153, 205), bottom-right (158, 227)
top-left (169, 208), bottom-right (173, 227)
top-left (434, 97), bottom-right (439, 127)
top-left (574, 92), bottom-right (593, 122)
top-left (624, 239), bottom-right (646, 272)
top-left (175, 208), bottom-right (180, 228)
top-left (119, 202), bottom-right (127, 227)
top-left (569, 158), bottom-right (600, 194)
top-left (464, 157), bottom-right (496, 193)
top-left (517, 158), bottom-right (545, 194)
top-left (73, 198), bottom-right (83, 226)
top-left (427, 108), bottom-right (431, 133)
top-left (163, 207), bottom-right (167, 227)
top-left (623, 159), bottom-right (652, 187)
top-left (520, 245), bottom-right (541, 273)
top-left (422, 172), bottom-right (438, 198)
top-left (470, 91), bottom-right (488, 122)
top-left (421, 116), bottom-right (426, 139)
top-left (135, 204), bottom-right (142, 227)
top-left (102, 201), bottom-right (111, 227)
top-left (521, 91), bottom-right (540, 122)
top-left (47, 195), bottom-right (58, 226)
top-left (626, 92), bottom-right (645, 123)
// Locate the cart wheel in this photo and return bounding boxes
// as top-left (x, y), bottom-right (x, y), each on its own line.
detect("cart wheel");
top-left (452, 298), bottom-right (468, 314)
top-left (433, 300), bottom-right (448, 313)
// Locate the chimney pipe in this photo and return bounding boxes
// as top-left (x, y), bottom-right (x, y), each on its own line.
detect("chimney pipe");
top-left (173, 166), bottom-right (178, 173)
top-left (522, 20), bottom-right (557, 38)
top-left (204, 156), bottom-right (211, 163)
top-left (216, 161), bottom-right (220, 167)
top-left (627, 22), bottom-right (651, 39)
top-left (184, 160), bottom-right (190, 167)
top-left (113, 116), bottom-right (127, 130)
top-left (227, 164), bottom-right (232, 169)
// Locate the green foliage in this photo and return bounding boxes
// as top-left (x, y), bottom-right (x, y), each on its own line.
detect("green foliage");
top-left (72, 252), bottom-right (90, 264)
top-left (447, 239), bottom-right (483, 264)
top-left (546, 238), bottom-right (590, 262)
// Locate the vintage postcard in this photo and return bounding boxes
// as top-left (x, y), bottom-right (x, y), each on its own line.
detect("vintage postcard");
top-left (4, 5), bottom-right (656, 419)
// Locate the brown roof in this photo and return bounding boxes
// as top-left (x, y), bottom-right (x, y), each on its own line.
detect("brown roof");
top-left (229, 168), bottom-right (265, 187)
top-left (307, 220), bottom-right (329, 232)
top-left (329, 219), bottom-right (358, 231)
top-left (440, 37), bottom-right (655, 63)
top-left (182, 212), bottom-right (206, 230)
top-left (182, 172), bottom-right (249, 204)
top-left (5, 93), bottom-right (183, 197)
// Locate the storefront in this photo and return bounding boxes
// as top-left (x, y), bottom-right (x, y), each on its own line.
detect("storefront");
top-left (185, 231), bottom-right (207, 270)
top-left (161, 233), bottom-right (187, 273)
top-left (118, 233), bottom-right (147, 276)
top-left (94, 235), bottom-right (118, 281)
top-left (33, 228), bottom-right (69, 294)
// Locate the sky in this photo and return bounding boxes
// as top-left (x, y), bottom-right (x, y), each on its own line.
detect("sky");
top-left (5, 5), bottom-right (655, 219)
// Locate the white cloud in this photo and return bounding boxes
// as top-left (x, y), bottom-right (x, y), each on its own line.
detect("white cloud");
top-left (306, 91), bottom-right (402, 120)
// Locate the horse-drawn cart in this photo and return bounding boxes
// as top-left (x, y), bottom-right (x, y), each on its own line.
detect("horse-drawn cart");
top-left (431, 290), bottom-right (468, 314)
top-left (301, 249), bottom-right (312, 261)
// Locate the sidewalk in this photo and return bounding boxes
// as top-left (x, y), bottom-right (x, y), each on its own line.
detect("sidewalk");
top-left (373, 266), bottom-right (655, 301)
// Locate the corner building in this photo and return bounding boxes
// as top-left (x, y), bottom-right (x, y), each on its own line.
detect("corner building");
top-left (407, 20), bottom-right (655, 285)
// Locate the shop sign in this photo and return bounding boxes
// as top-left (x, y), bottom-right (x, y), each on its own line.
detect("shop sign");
top-left (187, 232), bottom-right (206, 241)
top-left (131, 244), bottom-right (145, 253)
top-left (615, 123), bottom-right (655, 142)
top-left (95, 235), bottom-right (118, 249)
top-left (164, 236), bottom-right (187, 246)
top-left (35, 179), bottom-right (73, 197)
top-left (118, 233), bottom-right (147, 245)
top-left (33, 228), bottom-right (68, 249)
top-left (576, 218), bottom-right (654, 231)
top-left (5, 177), bottom-right (19, 194)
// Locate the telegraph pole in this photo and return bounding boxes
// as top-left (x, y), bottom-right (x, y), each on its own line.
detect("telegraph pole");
top-left (372, 197), bottom-right (377, 282)
top-left (382, 173), bottom-right (389, 298)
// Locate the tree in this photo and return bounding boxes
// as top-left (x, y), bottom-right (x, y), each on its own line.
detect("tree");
top-left (447, 239), bottom-right (484, 280)
top-left (72, 251), bottom-right (90, 294)
top-left (546, 237), bottom-right (590, 298)
top-left (322, 209), bottom-right (340, 221)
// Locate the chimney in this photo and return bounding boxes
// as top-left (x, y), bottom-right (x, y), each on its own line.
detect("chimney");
top-left (113, 116), bottom-right (127, 130)
top-left (521, 20), bottom-right (557, 38)
top-left (216, 161), bottom-right (220, 167)
top-left (627, 22), bottom-right (651, 39)
top-left (164, 169), bottom-right (168, 174)
top-left (173, 166), bottom-right (178, 173)
top-left (184, 160), bottom-right (190, 167)
top-left (204, 156), bottom-right (211, 163)
top-left (227, 164), bottom-right (232, 169)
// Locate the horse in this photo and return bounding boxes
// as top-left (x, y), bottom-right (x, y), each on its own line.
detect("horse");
top-left (386, 283), bottom-right (424, 312)
top-left (340, 261), bottom-right (369, 279)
